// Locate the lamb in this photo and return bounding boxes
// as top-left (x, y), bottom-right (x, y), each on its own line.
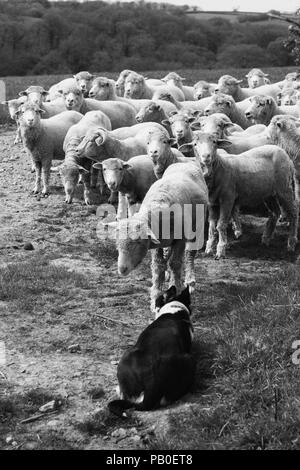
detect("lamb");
top-left (245, 69), bottom-right (270, 88)
top-left (115, 69), bottom-right (164, 96)
top-left (1, 96), bottom-right (27, 143)
top-left (124, 72), bottom-right (185, 102)
top-left (16, 102), bottom-right (82, 196)
top-left (244, 95), bottom-right (300, 125)
top-left (277, 87), bottom-right (297, 106)
top-left (215, 75), bottom-right (281, 101)
top-left (189, 132), bottom-right (299, 258)
top-left (93, 155), bottom-right (157, 218)
top-left (47, 71), bottom-right (94, 100)
top-left (51, 110), bottom-right (112, 204)
top-left (204, 93), bottom-right (252, 129)
top-left (58, 85), bottom-right (137, 128)
top-left (267, 115), bottom-right (300, 181)
top-left (107, 161), bottom-right (208, 310)
top-left (193, 80), bottom-right (217, 100)
top-left (147, 129), bottom-right (191, 178)
top-left (161, 72), bottom-right (195, 100)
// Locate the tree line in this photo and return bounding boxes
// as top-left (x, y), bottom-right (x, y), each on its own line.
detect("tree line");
top-left (0, 0), bottom-right (295, 76)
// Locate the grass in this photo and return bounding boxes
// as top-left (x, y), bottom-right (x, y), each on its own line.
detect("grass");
top-left (0, 66), bottom-right (299, 123)
top-left (147, 265), bottom-right (300, 450)
top-left (0, 256), bottom-right (89, 312)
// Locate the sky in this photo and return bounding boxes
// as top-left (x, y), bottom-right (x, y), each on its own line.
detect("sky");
top-left (110, 0), bottom-right (299, 14)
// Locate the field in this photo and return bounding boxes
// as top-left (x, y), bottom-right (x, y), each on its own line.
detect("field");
top-left (0, 68), bottom-right (300, 450)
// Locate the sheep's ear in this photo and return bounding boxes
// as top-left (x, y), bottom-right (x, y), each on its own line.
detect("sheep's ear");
top-left (50, 165), bottom-right (63, 173)
top-left (77, 165), bottom-right (89, 174)
top-left (42, 90), bottom-right (48, 96)
top-left (187, 116), bottom-right (196, 124)
top-left (147, 227), bottom-right (160, 245)
top-left (161, 119), bottom-right (170, 126)
top-left (122, 162), bottom-right (131, 169)
top-left (191, 110), bottom-right (202, 118)
top-left (190, 121), bottom-right (201, 130)
top-left (276, 121), bottom-right (283, 129)
top-left (245, 73), bottom-right (250, 78)
top-left (168, 137), bottom-right (177, 146)
top-left (217, 139), bottom-right (231, 148)
top-left (264, 73), bottom-right (269, 77)
top-left (1, 101), bottom-right (8, 106)
top-left (179, 76), bottom-right (186, 81)
top-left (178, 142), bottom-right (193, 153)
top-left (57, 89), bottom-right (64, 95)
top-left (168, 110), bottom-right (178, 117)
top-left (226, 100), bottom-right (232, 107)
top-left (95, 137), bottom-right (103, 146)
top-left (19, 91), bottom-right (28, 97)
top-left (265, 97), bottom-right (273, 105)
top-left (223, 121), bottom-right (232, 127)
top-left (38, 108), bottom-right (45, 115)
top-left (93, 162), bottom-right (103, 170)
top-left (236, 79), bottom-right (243, 84)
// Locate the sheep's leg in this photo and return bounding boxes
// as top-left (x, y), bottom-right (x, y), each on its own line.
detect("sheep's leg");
top-left (96, 167), bottom-right (106, 195)
top-left (81, 171), bottom-right (92, 205)
top-left (117, 192), bottom-right (128, 220)
top-left (128, 202), bottom-right (140, 217)
top-left (184, 249), bottom-right (197, 292)
top-left (262, 197), bottom-right (281, 246)
top-left (32, 160), bottom-right (42, 194)
top-left (167, 240), bottom-right (185, 294)
top-left (108, 190), bottom-right (118, 204)
top-left (205, 205), bottom-right (219, 255)
top-left (216, 202), bottom-right (233, 259)
top-left (150, 248), bottom-right (167, 312)
top-left (14, 125), bottom-right (22, 145)
top-left (90, 165), bottom-right (98, 189)
top-left (231, 205), bottom-right (242, 239)
top-left (41, 159), bottom-right (52, 196)
top-left (277, 192), bottom-right (299, 252)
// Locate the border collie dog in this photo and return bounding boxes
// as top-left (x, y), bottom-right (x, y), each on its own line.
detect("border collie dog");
top-left (108, 285), bottom-right (195, 416)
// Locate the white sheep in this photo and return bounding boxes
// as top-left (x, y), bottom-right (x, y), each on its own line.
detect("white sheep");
top-left (277, 87), bottom-right (297, 106)
top-left (58, 85), bottom-right (136, 129)
top-left (147, 129), bottom-right (189, 178)
top-left (245, 69), bottom-right (270, 88)
top-left (190, 113), bottom-right (244, 138)
top-left (108, 161), bottom-right (208, 310)
top-left (193, 80), bottom-right (217, 100)
top-left (161, 72), bottom-right (195, 100)
top-left (204, 93), bottom-right (252, 129)
top-left (51, 110), bottom-right (112, 204)
top-left (1, 96), bottom-right (27, 144)
top-left (124, 72), bottom-right (185, 102)
top-left (135, 102), bottom-right (172, 135)
top-left (16, 102), bottom-right (82, 196)
top-left (47, 71), bottom-right (94, 100)
top-left (189, 132), bottom-right (299, 258)
top-left (215, 75), bottom-right (281, 101)
top-left (160, 112), bottom-right (196, 157)
top-left (115, 69), bottom-right (164, 96)
top-left (152, 90), bottom-right (212, 115)
top-left (18, 85), bottom-right (67, 118)
top-left (245, 95), bottom-right (300, 125)
top-left (93, 155), bottom-right (157, 218)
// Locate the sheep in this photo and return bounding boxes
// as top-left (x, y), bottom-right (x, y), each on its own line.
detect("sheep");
top-left (204, 93), bottom-right (252, 129)
top-left (215, 75), bottom-right (281, 102)
top-left (161, 72), bottom-right (195, 100)
top-left (115, 69), bottom-right (164, 96)
top-left (244, 96), bottom-right (300, 125)
top-left (188, 132), bottom-right (299, 258)
top-left (267, 115), bottom-right (300, 181)
top-left (16, 102), bottom-right (82, 196)
top-left (277, 71), bottom-right (300, 90)
top-left (245, 68), bottom-right (270, 88)
top-left (153, 90), bottom-right (211, 115)
top-left (107, 161), bottom-right (208, 310)
top-left (93, 155), bottom-right (157, 219)
top-left (51, 110), bottom-right (112, 204)
top-left (47, 72), bottom-right (94, 100)
top-left (135, 102), bottom-right (172, 135)
top-left (190, 113), bottom-right (244, 138)
top-left (277, 87), bottom-right (297, 106)
top-left (58, 85), bottom-right (137, 129)
top-left (124, 72), bottom-right (185, 102)
top-left (212, 127), bottom-right (270, 154)
top-left (18, 85), bottom-right (67, 118)
top-left (193, 80), bottom-right (217, 100)
top-left (1, 96), bottom-right (27, 144)
top-left (160, 112), bottom-right (196, 157)
top-left (147, 129), bottom-right (190, 178)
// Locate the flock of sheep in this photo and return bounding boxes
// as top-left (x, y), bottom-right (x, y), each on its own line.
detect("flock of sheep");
top-left (2, 67), bottom-right (300, 309)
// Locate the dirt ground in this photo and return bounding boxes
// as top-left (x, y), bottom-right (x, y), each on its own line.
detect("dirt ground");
top-left (0, 127), bottom-right (299, 450)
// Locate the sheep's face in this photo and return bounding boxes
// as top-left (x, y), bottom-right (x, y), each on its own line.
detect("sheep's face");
top-left (245, 96), bottom-right (274, 125)
top-left (192, 133), bottom-right (218, 176)
top-left (62, 88), bottom-right (83, 111)
top-left (204, 94), bottom-right (233, 117)
top-left (195, 114), bottom-right (230, 139)
top-left (136, 103), bottom-right (161, 123)
top-left (101, 159), bottom-right (127, 192)
top-left (215, 76), bottom-right (242, 97)
top-left (19, 86), bottom-right (48, 106)
top-left (115, 219), bottom-right (157, 275)
top-left (246, 70), bottom-right (267, 89)
top-left (162, 73), bottom-right (183, 89)
top-left (124, 75), bottom-right (144, 99)
top-left (5, 97), bottom-right (27, 120)
top-left (268, 116), bottom-right (297, 142)
top-left (147, 132), bottom-right (174, 178)
top-left (279, 90), bottom-right (297, 106)
top-left (18, 105), bottom-right (43, 127)
top-left (89, 78), bottom-right (110, 99)
top-left (194, 81), bottom-right (211, 100)
top-left (115, 70), bottom-right (132, 95)
top-left (74, 72), bottom-right (94, 97)
top-left (168, 115), bottom-right (193, 143)
top-left (76, 130), bottom-right (108, 159)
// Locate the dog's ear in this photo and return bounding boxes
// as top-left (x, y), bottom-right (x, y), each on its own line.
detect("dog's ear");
top-left (165, 285), bottom-right (177, 302)
top-left (176, 286), bottom-right (191, 308)
top-left (155, 293), bottom-right (165, 310)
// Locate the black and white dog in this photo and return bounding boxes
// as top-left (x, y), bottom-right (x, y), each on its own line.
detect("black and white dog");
top-left (108, 285), bottom-right (195, 416)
